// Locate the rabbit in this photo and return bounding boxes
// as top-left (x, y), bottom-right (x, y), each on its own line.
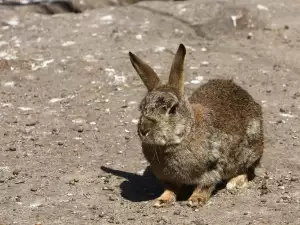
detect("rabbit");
top-left (128, 44), bottom-right (264, 208)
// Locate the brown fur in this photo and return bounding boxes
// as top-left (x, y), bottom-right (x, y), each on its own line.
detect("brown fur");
top-left (129, 44), bottom-right (264, 207)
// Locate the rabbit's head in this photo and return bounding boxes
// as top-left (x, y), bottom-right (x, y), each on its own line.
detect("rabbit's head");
top-left (129, 44), bottom-right (194, 146)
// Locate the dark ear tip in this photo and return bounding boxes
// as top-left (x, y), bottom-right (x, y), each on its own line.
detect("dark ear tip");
top-left (178, 43), bottom-right (186, 55)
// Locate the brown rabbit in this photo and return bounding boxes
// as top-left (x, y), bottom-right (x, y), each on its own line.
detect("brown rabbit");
top-left (128, 44), bottom-right (264, 208)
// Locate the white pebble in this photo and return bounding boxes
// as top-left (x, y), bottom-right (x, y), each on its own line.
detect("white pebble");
top-left (190, 80), bottom-right (201, 84)
top-left (201, 61), bottom-right (209, 66)
top-left (49, 98), bottom-right (64, 103)
top-left (100, 15), bottom-right (113, 21)
top-left (82, 54), bottom-right (97, 63)
top-left (154, 46), bottom-right (166, 52)
top-left (135, 34), bottom-right (142, 40)
top-left (105, 68), bottom-right (116, 77)
top-left (5, 17), bottom-right (20, 26)
top-left (18, 107), bottom-right (33, 111)
top-left (131, 119), bottom-right (139, 124)
top-left (29, 202), bottom-right (42, 208)
top-left (72, 118), bottom-right (85, 124)
top-left (2, 81), bottom-right (15, 87)
top-left (62, 41), bottom-right (76, 47)
top-left (128, 101), bottom-right (137, 105)
top-left (279, 113), bottom-right (296, 118)
top-left (257, 4), bottom-right (269, 11)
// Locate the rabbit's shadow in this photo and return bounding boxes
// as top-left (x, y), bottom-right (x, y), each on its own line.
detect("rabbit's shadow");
top-left (100, 166), bottom-right (163, 202)
top-left (100, 166), bottom-right (222, 202)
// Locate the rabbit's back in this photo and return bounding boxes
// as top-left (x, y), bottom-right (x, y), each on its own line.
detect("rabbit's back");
top-left (189, 79), bottom-right (262, 137)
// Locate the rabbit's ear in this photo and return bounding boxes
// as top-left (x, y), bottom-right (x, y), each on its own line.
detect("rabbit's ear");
top-left (129, 52), bottom-right (161, 91)
top-left (168, 44), bottom-right (186, 96)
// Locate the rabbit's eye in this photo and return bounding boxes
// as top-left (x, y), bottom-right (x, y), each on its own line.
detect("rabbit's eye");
top-left (169, 103), bottom-right (178, 115)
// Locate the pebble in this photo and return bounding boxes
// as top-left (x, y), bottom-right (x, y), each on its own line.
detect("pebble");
top-left (12, 169), bottom-right (21, 176)
top-left (108, 195), bottom-right (117, 201)
top-left (247, 32), bottom-right (253, 39)
top-left (98, 211), bottom-right (106, 218)
top-left (292, 92), bottom-right (300, 99)
top-left (6, 146), bottom-right (16, 151)
top-left (68, 180), bottom-right (76, 185)
top-left (260, 198), bottom-right (267, 203)
top-left (30, 187), bottom-right (38, 192)
top-left (107, 216), bottom-right (115, 223)
top-left (26, 119), bottom-right (38, 126)
top-left (200, 61), bottom-right (209, 66)
top-left (14, 179), bottom-right (25, 184)
top-left (75, 126), bottom-right (84, 133)
top-left (102, 187), bottom-right (114, 191)
top-left (57, 141), bottom-right (64, 146)
top-left (173, 209), bottom-right (181, 215)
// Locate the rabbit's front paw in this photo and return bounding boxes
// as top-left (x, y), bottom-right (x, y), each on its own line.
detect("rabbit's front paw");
top-left (154, 190), bottom-right (176, 208)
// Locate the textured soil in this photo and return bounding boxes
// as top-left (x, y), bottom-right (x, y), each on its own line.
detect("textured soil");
top-left (0, 0), bottom-right (300, 224)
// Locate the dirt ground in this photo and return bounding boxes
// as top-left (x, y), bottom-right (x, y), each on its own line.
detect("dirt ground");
top-left (0, 0), bottom-right (300, 224)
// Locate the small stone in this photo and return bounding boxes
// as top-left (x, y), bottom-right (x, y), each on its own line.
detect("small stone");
top-left (6, 146), bottom-right (16, 151)
top-left (26, 119), bottom-right (38, 126)
top-left (57, 141), bottom-right (64, 146)
top-left (76, 126), bottom-right (84, 133)
top-left (173, 209), bottom-right (181, 215)
top-left (260, 198), bottom-right (267, 203)
top-left (291, 177), bottom-right (298, 182)
top-left (98, 211), bottom-right (106, 218)
top-left (157, 216), bottom-right (169, 224)
top-left (259, 179), bottom-right (270, 196)
top-left (247, 32), bottom-right (253, 39)
top-left (30, 187), bottom-right (38, 192)
top-left (107, 216), bottom-right (115, 223)
top-left (279, 108), bottom-right (288, 113)
top-left (292, 92), bottom-right (300, 99)
top-left (13, 169), bottom-right (21, 176)
top-left (68, 180), bottom-right (75, 185)
top-left (200, 61), bottom-right (209, 66)
top-left (74, 178), bottom-right (79, 183)
top-left (108, 195), bottom-right (117, 201)
top-left (102, 187), bottom-right (114, 191)
top-left (14, 179), bottom-right (25, 184)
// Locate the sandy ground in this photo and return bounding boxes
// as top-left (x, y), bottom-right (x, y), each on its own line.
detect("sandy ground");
top-left (0, 0), bottom-right (300, 224)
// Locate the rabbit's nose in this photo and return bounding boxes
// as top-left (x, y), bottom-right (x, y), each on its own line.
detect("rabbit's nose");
top-left (139, 116), bottom-right (155, 136)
